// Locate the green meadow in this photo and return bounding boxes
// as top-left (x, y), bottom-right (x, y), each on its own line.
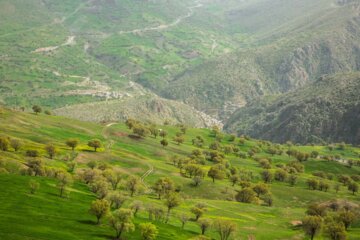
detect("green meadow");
top-left (0, 107), bottom-right (359, 239)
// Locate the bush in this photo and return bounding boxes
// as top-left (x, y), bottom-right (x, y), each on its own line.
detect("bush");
top-left (26, 150), bottom-right (39, 158)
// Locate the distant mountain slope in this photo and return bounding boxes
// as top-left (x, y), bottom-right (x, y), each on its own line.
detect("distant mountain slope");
top-left (224, 72), bottom-right (360, 144)
top-left (161, 1), bottom-right (360, 119)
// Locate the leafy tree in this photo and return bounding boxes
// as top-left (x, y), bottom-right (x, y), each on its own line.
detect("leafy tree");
top-left (213, 219), bottom-right (237, 240)
top-left (160, 139), bottom-right (168, 148)
top-left (88, 139), bottom-right (102, 152)
top-left (347, 181), bottom-right (358, 195)
top-left (228, 134), bottom-right (236, 142)
top-left (90, 179), bottom-right (109, 199)
top-left (302, 215), bottom-right (322, 240)
top-left (259, 159), bottom-right (271, 169)
top-left (66, 138), bottom-right (79, 151)
top-left (26, 158), bottom-right (44, 176)
top-left (192, 136), bottom-right (205, 148)
top-left (32, 105), bottom-right (42, 114)
top-left (56, 171), bottom-right (72, 197)
top-left (224, 145), bottom-right (233, 155)
top-left (307, 179), bottom-right (319, 190)
top-left (319, 181), bottom-right (330, 192)
top-left (164, 192), bottom-right (181, 223)
top-left (130, 200), bottom-right (143, 217)
top-left (275, 169), bottom-right (288, 182)
top-left (334, 183), bottom-right (341, 193)
top-left (10, 139), bottom-right (22, 152)
top-left (288, 174), bottom-right (298, 186)
top-left (311, 151), bottom-right (319, 158)
top-left (191, 203), bottom-right (207, 221)
top-left (153, 177), bottom-right (175, 199)
top-left (125, 119), bottom-right (137, 129)
top-left (261, 193), bottom-right (273, 207)
top-left (323, 217), bottom-right (346, 240)
top-left (149, 125), bottom-right (159, 139)
top-left (126, 176), bottom-right (141, 197)
top-left (261, 170), bottom-right (273, 183)
top-left (103, 169), bottom-right (122, 190)
top-left (109, 208), bottom-right (135, 239)
top-left (139, 222), bottom-right (158, 240)
top-left (29, 180), bottom-right (40, 194)
top-left (89, 199), bottom-right (110, 224)
top-left (87, 160), bottom-right (97, 169)
top-left (26, 150), bottom-right (39, 158)
top-left (174, 136), bottom-right (185, 145)
top-left (133, 124), bottom-right (149, 138)
top-left (67, 161), bottom-right (77, 173)
top-left (184, 164), bottom-right (206, 179)
top-left (198, 218), bottom-right (212, 235)
top-left (159, 130), bottom-right (168, 139)
top-left (193, 176), bottom-right (203, 187)
top-left (0, 137), bottom-right (9, 151)
top-left (229, 175), bottom-right (240, 186)
top-left (108, 192), bottom-right (127, 209)
top-left (235, 188), bottom-right (257, 203)
top-left (306, 203), bottom-right (327, 217)
top-left (207, 164), bottom-right (226, 183)
top-left (337, 210), bottom-right (357, 230)
top-left (252, 183), bottom-right (269, 197)
top-left (45, 144), bottom-right (57, 159)
top-left (338, 175), bottom-right (351, 186)
top-left (179, 213), bottom-right (190, 229)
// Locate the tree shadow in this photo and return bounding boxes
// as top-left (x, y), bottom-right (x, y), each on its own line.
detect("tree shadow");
top-left (78, 219), bottom-right (96, 225)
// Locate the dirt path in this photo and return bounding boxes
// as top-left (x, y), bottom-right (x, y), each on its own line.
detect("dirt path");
top-left (141, 164), bottom-right (154, 194)
top-left (118, 1), bottom-right (204, 35)
top-left (32, 35), bottom-right (76, 53)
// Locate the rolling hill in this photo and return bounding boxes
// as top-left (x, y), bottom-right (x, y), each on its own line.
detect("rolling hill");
top-left (0, 107), bottom-right (360, 239)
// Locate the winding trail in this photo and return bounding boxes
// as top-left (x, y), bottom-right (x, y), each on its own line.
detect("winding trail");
top-left (141, 164), bottom-right (154, 194)
top-left (118, 1), bottom-right (204, 35)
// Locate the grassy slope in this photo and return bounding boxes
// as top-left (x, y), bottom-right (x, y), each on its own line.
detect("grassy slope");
top-left (0, 108), bottom-right (360, 239)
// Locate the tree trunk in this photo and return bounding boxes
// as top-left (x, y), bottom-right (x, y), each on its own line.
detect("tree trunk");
top-left (166, 209), bottom-right (171, 223)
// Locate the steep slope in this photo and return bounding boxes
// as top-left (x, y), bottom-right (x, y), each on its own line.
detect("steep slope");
top-left (161, 1), bottom-right (360, 119)
top-left (224, 72), bottom-right (360, 144)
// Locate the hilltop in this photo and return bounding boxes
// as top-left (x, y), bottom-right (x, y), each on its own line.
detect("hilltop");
top-left (0, 107), bottom-right (359, 239)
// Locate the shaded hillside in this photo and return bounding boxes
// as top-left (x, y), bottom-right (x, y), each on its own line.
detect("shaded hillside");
top-left (224, 73), bottom-right (360, 144)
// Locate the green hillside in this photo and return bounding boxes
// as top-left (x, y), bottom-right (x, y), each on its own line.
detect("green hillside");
top-left (0, 107), bottom-right (359, 239)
